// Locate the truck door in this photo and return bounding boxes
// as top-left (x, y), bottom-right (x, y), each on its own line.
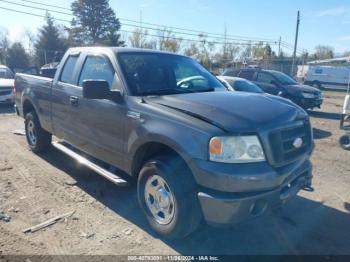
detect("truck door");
top-left (71, 54), bottom-right (127, 167)
top-left (51, 54), bottom-right (82, 141)
top-left (256, 72), bottom-right (280, 95)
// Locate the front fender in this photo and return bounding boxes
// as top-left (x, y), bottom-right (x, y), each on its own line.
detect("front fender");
top-left (125, 119), bottom-right (211, 175)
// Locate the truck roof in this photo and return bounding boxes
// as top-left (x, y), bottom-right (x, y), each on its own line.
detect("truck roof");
top-left (67, 46), bottom-right (187, 57)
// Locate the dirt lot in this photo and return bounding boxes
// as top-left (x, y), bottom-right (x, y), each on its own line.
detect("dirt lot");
top-left (0, 93), bottom-right (349, 256)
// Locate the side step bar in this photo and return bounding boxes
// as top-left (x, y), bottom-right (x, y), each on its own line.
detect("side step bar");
top-left (52, 141), bottom-right (128, 187)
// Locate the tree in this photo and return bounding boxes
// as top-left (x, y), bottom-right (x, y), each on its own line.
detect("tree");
top-left (240, 41), bottom-right (252, 62)
top-left (70, 0), bottom-right (124, 46)
top-left (343, 50), bottom-right (350, 57)
top-left (214, 43), bottom-right (240, 67)
top-left (157, 29), bottom-right (182, 53)
top-left (252, 42), bottom-right (272, 59)
top-left (6, 42), bottom-right (29, 70)
top-left (0, 28), bottom-right (9, 64)
top-left (35, 13), bottom-right (68, 66)
top-left (129, 29), bottom-right (148, 48)
top-left (314, 45), bottom-right (334, 60)
top-left (184, 43), bottom-right (199, 58)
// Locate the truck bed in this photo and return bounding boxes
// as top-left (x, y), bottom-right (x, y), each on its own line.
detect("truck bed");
top-left (15, 73), bottom-right (53, 132)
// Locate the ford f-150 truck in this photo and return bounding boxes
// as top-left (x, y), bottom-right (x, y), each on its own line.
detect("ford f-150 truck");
top-left (15, 47), bottom-right (314, 239)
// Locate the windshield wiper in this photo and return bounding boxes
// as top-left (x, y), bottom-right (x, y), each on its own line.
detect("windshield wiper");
top-left (139, 89), bottom-right (183, 96)
top-left (180, 87), bottom-right (215, 93)
top-left (139, 87), bottom-right (215, 96)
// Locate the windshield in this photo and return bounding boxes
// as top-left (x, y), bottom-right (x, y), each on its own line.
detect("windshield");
top-left (234, 80), bottom-right (264, 93)
top-left (0, 67), bottom-right (14, 79)
top-left (271, 71), bottom-right (297, 85)
top-left (118, 52), bottom-right (225, 96)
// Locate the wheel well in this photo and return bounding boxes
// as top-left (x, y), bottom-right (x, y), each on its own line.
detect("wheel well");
top-left (22, 100), bottom-right (35, 117)
top-left (132, 142), bottom-right (184, 177)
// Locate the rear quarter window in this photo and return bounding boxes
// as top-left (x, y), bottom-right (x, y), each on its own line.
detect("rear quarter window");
top-left (60, 55), bottom-right (79, 84)
top-left (238, 70), bottom-right (255, 81)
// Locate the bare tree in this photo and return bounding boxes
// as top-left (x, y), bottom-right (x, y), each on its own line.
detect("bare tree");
top-left (0, 28), bottom-right (9, 64)
top-left (314, 45), bottom-right (334, 60)
top-left (157, 28), bottom-right (182, 53)
top-left (129, 29), bottom-right (148, 48)
top-left (197, 34), bottom-right (216, 69)
top-left (184, 43), bottom-right (199, 58)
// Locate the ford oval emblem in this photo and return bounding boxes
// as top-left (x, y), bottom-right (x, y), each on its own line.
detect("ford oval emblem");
top-left (293, 138), bottom-right (303, 149)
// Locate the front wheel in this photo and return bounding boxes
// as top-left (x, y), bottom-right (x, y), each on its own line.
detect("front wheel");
top-left (339, 135), bottom-right (350, 151)
top-left (25, 112), bottom-right (52, 153)
top-left (137, 157), bottom-right (202, 240)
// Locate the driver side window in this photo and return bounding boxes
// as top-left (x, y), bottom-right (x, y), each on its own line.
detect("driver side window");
top-left (257, 73), bottom-right (275, 84)
top-left (78, 56), bottom-right (116, 89)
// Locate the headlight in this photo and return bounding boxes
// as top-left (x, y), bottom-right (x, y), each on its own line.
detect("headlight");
top-left (209, 136), bottom-right (265, 163)
top-left (302, 92), bottom-right (315, 99)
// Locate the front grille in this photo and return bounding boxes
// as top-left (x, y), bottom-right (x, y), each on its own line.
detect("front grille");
top-left (0, 89), bottom-right (12, 96)
top-left (268, 121), bottom-right (312, 167)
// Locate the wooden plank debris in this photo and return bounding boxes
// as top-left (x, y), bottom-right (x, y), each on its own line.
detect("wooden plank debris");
top-left (23, 211), bottom-right (75, 233)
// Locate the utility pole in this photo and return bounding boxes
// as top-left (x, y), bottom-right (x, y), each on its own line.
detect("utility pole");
top-left (223, 23), bottom-right (227, 68)
top-left (139, 10), bottom-right (143, 48)
top-left (278, 36), bottom-right (282, 56)
top-left (291, 10), bottom-right (300, 76)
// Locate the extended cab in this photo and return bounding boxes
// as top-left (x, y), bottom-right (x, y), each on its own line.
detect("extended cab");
top-left (15, 47), bottom-right (314, 239)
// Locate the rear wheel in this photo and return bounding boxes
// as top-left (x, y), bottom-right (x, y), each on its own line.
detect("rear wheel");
top-left (137, 156), bottom-right (202, 240)
top-left (25, 111), bottom-right (52, 153)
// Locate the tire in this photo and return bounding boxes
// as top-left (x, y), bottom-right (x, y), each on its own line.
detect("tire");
top-left (137, 156), bottom-right (202, 240)
top-left (339, 135), bottom-right (350, 151)
top-left (25, 111), bottom-right (52, 153)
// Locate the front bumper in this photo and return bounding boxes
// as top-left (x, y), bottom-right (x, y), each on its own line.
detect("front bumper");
top-left (190, 157), bottom-right (313, 226)
top-left (299, 98), bottom-right (323, 109)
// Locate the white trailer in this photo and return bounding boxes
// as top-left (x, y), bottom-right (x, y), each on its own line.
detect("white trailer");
top-left (297, 65), bottom-right (350, 90)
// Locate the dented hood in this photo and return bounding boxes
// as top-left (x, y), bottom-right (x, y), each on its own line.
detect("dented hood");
top-left (145, 92), bottom-right (304, 133)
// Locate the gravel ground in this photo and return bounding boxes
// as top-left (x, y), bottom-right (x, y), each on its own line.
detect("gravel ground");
top-left (0, 93), bottom-right (349, 256)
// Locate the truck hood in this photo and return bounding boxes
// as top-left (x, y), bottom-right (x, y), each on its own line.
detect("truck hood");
top-left (145, 92), bottom-right (304, 133)
top-left (0, 79), bottom-right (14, 89)
top-left (286, 84), bottom-right (320, 93)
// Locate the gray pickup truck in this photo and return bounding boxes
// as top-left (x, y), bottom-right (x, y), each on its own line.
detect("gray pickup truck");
top-left (15, 47), bottom-right (314, 239)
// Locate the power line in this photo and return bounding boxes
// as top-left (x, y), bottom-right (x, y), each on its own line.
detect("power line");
top-left (17, 0), bottom-right (283, 43)
top-left (0, 0), bottom-right (282, 45)
top-left (119, 30), bottom-right (273, 46)
top-left (0, 1), bottom-right (305, 53)
top-left (0, 0), bottom-right (71, 15)
top-left (19, 0), bottom-right (69, 11)
top-left (0, 5), bottom-right (70, 22)
top-left (0, 5), bottom-right (274, 46)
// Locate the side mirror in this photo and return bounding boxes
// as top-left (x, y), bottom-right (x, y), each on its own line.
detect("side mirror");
top-left (83, 80), bottom-right (111, 100)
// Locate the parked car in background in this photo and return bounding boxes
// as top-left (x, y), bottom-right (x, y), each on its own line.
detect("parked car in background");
top-left (297, 65), bottom-right (350, 90)
top-left (15, 47), bottom-right (314, 239)
top-left (0, 65), bottom-right (15, 104)
top-left (223, 68), bottom-right (323, 110)
top-left (40, 62), bottom-right (59, 78)
top-left (217, 76), bottom-right (264, 93)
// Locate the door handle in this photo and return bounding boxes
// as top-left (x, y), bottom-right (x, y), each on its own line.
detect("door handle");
top-left (70, 96), bottom-right (79, 106)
